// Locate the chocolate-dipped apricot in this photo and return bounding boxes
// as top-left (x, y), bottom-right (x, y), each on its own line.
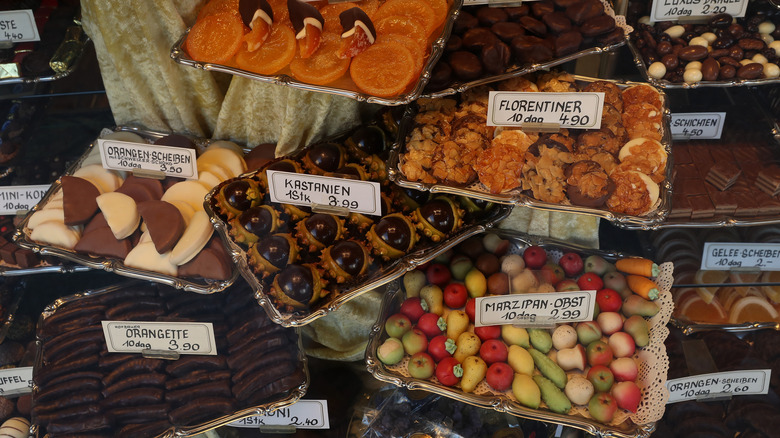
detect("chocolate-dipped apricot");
top-left (321, 240), bottom-right (371, 283)
top-left (248, 233), bottom-right (299, 277)
top-left (269, 263), bottom-right (325, 310)
top-left (229, 205), bottom-right (282, 245)
top-left (338, 7), bottom-right (376, 58)
top-left (295, 213), bottom-right (345, 252)
top-left (367, 213), bottom-right (417, 260)
top-left (412, 197), bottom-right (464, 242)
top-left (240, 0), bottom-right (274, 51)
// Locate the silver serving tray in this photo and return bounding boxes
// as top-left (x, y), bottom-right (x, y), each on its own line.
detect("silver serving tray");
top-left (0, 262), bottom-right (92, 276)
top-left (12, 126), bottom-right (240, 294)
top-left (388, 75), bottom-right (674, 230)
top-left (627, 39), bottom-right (780, 89)
top-left (365, 229), bottom-right (672, 438)
top-left (670, 316), bottom-right (780, 335)
top-left (420, 0), bottom-right (631, 99)
top-left (30, 280), bottom-right (309, 438)
top-left (170, 0), bottom-right (462, 106)
top-left (205, 180), bottom-right (512, 327)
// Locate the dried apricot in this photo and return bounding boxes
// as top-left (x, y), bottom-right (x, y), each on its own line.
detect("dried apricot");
top-left (350, 42), bottom-right (416, 97)
top-left (290, 33), bottom-right (351, 85)
top-left (375, 15), bottom-right (427, 43)
top-left (186, 12), bottom-right (246, 64)
top-left (374, 0), bottom-right (437, 37)
top-left (197, 0), bottom-right (239, 21)
top-left (235, 24), bottom-right (296, 74)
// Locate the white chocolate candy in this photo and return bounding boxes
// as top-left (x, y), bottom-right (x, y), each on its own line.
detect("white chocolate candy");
top-left (170, 210), bottom-right (214, 266)
top-left (689, 36), bottom-right (708, 47)
top-left (758, 21), bottom-right (776, 35)
top-left (770, 40), bottom-right (780, 56)
top-left (664, 25), bottom-right (685, 38)
top-left (739, 59), bottom-right (754, 66)
top-left (197, 171), bottom-right (223, 190)
top-left (96, 192), bottom-right (140, 239)
top-left (197, 161), bottom-right (232, 182)
top-left (124, 241), bottom-right (178, 276)
top-left (701, 32), bottom-right (717, 44)
top-left (685, 61), bottom-right (702, 70)
top-left (168, 200), bottom-right (196, 226)
top-left (73, 164), bottom-right (123, 194)
top-left (197, 148), bottom-right (246, 178)
top-left (638, 16), bottom-right (651, 25)
top-left (683, 68), bottom-right (703, 84)
top-left (752, 54), bottom-right (768, 65)
top-left (161, 181), bottom-right (209, 212)
top-left (648, 61), bottom-right (666, 79)
top-left (207, 140), bottom-right (244, 157)
top-left (30, 221), bottom-right (81, 250)
top-left (762, 33), bottom-right (774, 45)
top-left (0, 417), bottom-right (30, 438)
top-left (27, 208), bottom-right (65, 230)
top-left (764, 63), bottom-right (780, 79)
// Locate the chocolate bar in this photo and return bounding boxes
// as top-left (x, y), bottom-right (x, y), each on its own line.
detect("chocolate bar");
top-left (705, 162), bottom-right (742, 191)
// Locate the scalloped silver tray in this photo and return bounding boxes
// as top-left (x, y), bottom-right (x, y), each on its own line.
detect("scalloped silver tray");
top-left (12, 126), bottom-right (240, 294)
top-left (670, 316), bottom-right (780, 335)
top-left (388, 75), bottom-right (674, 230)
top-left (0, 263), bottom-right (92, 276)
top-left (170, 0), bottom-right (462, 106)
top-left (365, 229), bottom-right (672, 438)
top-left (420, 0), bottom-right (631, 99)
top-left (30, 280), bottom-right (309, 438)
top-left (205, 180), bottom-right (512, 327)
top-left (626, 39), bottom-right (780, 90)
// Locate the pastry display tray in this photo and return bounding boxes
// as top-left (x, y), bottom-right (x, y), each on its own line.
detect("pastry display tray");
top-left (388, 75), bottom-right (673, 230)
top-left (0, 263), bottom-right (91, 276)
top-left (30, 281), bottom-right (308, 438)
top-left (365, 229), bottom-right (673, 438)
top-left (12, 126), bottom-right (241, 294)
top-left (420, 0), bottom-right (631, 99)
top-left (170, 0), bottom-right (462, 106)
top-left (670, 317), bottom-right (780, 335)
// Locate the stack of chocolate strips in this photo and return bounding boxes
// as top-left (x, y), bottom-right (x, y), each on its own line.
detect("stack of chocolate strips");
top-left (705, 163), bottom-right (742, 191)
top-left (756, 165), bottom-right (780, 196)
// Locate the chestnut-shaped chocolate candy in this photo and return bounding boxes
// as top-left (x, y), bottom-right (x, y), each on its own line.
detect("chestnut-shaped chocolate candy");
top-left (321, 240), bottom-right (371, 283)
top-left (412, 197), bottom-right (464, 242)
top-left (249, 233), bottom-right (299, 277)
top-left (269, 263), bottom-right (324, 310)
top-left (367, 213), bottom-right (417, 260)
top-left (481, 40), bottom-right (511, 74)
top-left (230, 205), bottom-right (281, 245)
top-left (302, 142), bottom-right (346, 174)
top-left (219, 179), bottom-right (261, 217)
top-left (345, 125), bottom-right (386, 158)
top-left (296, 213), bottom-right (345, 252)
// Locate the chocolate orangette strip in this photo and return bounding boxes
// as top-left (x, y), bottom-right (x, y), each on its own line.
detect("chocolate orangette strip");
top-left (33, 282), bottom-right (305, 436)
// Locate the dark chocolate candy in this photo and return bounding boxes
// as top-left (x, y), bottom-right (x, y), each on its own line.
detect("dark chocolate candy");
top-left (511, 35), bottom-right (554, 63)
top-left (137, 200), bottom-right (185, 254)
top-left (519, 16), bottom-right (546, 36)
top-left (245, 143), bottom-right (277, 171)
top-left (555, 30), bottom-right (583, 57)
top-left (476, 6), bottom-right (508, 26)
top-left (115, 179), bottom-right (157, 204)
top-left (543, 12), bottom-right (572, 34)
top-left (445, 34), bottom-right (462, 52)
top-left (74, 226), bottom-right (133, 259)
top-left (461, 27), bottom-right (498, 52)
top-left (491, 21), bottom-right (524, 43)
top-left (239, 0), bottom-right (274, 27)
top-left (448, 51), bottom-right (483, 80)
top-left (153, 134), bottom-right (195, 149)
top-left (530, 1), bottom-right (554, 17)
top-left (566, 0), bottom-right (604, 24)
top-left (481, 40), bottom-right (511, 74)
top-left (453, 11), bottom-right (478, 34)
top-left (61, 175), bottom-right (100, 226)
top-left (178, 247), bottom-right (233, 280)
top-left (504, 5), bottom-right (530, 21)
top-left (288, 0), bottom-right (324, 36)
top-left (339, 7), bottom-right (376, 42)
top-left (580, 14), bottom-right (614, 37)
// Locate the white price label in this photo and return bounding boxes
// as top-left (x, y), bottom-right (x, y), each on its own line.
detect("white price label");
top-left (0, 10), bottom-right (40, 42)
top-left (102, 321), bottom-right (217, 355)
top-left (229, 400), bottom-right (329, 429)
top-left (0, 184), bottom-right (49, 214)
top-left (97, 139), bottom-right (198, 179)
top-left (701, 242), bottom-right (780, 271)
top-left (650, 0), bottom-right (748, 22)
top-left (671, 113), bottom-right (726, 140)
top-left (0, 367), bottom-right (32, 396)
top-left (475, 291), bottom-right (597, 327)
top-left (267, 170), bottom-right (382, 216)
top-left (666, 370), bottom-right (771, 403)
top-left (487, 91), bottom-right (604, 129)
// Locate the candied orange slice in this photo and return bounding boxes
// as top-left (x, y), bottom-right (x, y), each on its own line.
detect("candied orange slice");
top-left (290, 33), bottom-right (350, 85)
top-left (374, 0), bottom-right (437, 37)
top-left (729, 296), bottom-right (780, 323)
top-left (197, 0), bottom-right (239, 21)
top-left (420, 0), bottom-right (448, 31)
top-left (235, 24), bottom-right (296, 74)
top-left (320, 2), bottom-right (358, 33)
top-left (186, 12), bottom-right (246, 64)
top-left (677, 293), bottom-right (728, 323)
top-left (350, 41), bottom-right (416, 97)
top-left (375, 16), bottom-right (427, 42)
top-left (243, 16), bottom-right (272, 51)
top-left (267, 0), bottom-right (290, 25)
top-left (381, 34), bottom-right (425, 74)
top-left (297, 23), bottom-right (323, 58)
top-left (361, 0), bottom-right (382, 18)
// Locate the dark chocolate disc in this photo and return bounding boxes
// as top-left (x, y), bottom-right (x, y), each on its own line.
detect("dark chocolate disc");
top-left (256, 235), bottom-right (292, 268)
top-left (331, 241), bottom-right (366, 276)
top-left (374, 216), bottom-right (412, 250)
top-left (346, 126), bottom-right (386, 156)
top-left (306, 142), bottom-right (342, 173)
top-left (222, 180), bottom-right (255, 212)
top-left (153, 134), bottom-right (195, 149)
top-left (419, 199), bottom-right (456, 234)
top-left (276, 264), bottom-right (314, 304)
top-left (304, 214), bottom-right (339, 246)
top-left (239, 206), bottom-right (274, 237)
top-left (239, 0), bottom-right (274, 27)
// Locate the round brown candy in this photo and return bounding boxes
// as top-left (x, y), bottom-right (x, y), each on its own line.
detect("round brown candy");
top-left (719, 56), bottom-right (740, 67)
top-left (661, 54), bottom-right (679, 70)
top-left (555, 30), bottom-right (583, 57)
top-left (448, 51), bottom-right (483, 80)
top-left (736, 62), bottom-right (763, 79)
top-left (504, 5), bottom-right (530, 21)
top-left (566, 0), bottom-right (604, 24)
top-left (728, 45), bottom-right (743, 59)
top-left (543, 12), bottom-right (572, 34)
top-left (427, 61), bottom-right (453, 89)
top-left (481, 40), bottom-right (511, 74)
top-left (719, 64), bottom-right (736, 79)
top-left (519, 16), bottom-right (546, 36)
top-left (491, 21), bottom-right (525, 42)
top-left (737, 38), bottom-right (765, 51)
top-left (678, 45), bottom-right (708, 61)
top-left (511, 35), bottom-right (554, 63)
top-left (656, 41), bottom-right (673, 56)
top-left (580, 14), bottom-right (614, 37)
top-left (476, 6), bottom-right (508, 26)
top-left (453, 11), bottom-right (478, 35)
top-left (531, 1), bottom-right (555, 17)
top-left (597, 28), bottom-right (624, 46)
top-left (445, 35), bottom-right (462, 52)
top-left (701, 57), bottom-right (719, 81)
top-left (462, 27), bottom-right (499, 51)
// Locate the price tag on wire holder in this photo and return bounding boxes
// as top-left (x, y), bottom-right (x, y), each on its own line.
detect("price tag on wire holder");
top-left (102, 321), bottom-right (218, 355)
top-left (487, 91), bottom-right (604, 129)
top-left (229, 400), bottom-right (330, 429)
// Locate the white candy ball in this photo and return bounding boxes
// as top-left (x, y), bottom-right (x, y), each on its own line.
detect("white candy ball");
top-left (752, 54), bottom-right (768, 65)
top-left (764, 63), bottom-right (780, 79)
top-left (761, 33), bottom-right (774, 45)
top-left (689, 36), bottom-right (708, 47)
top-left (685, 61), bottom-right (702, 70)
top-left (638, 16), bottom-right (651, 25)
top-left (648, 61), bottom-right (667, 79)
top-left (758, 21), bottom-right (776, 35)
top-left (701, 32), bottom-right (717, 44)
top-left (770, 40), bottom-right (780, 57)
top-left (683, 68), bottom-right (703, 84)
top-left (664, 25), bottom-right (685, 39)
top-left (740, 58), bottom-right (753, 66)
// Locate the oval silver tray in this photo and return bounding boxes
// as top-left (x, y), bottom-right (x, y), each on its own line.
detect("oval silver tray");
top-left (387, 75), bottom-right (674, 230)
top-left (205, 181), bottom-right (512, 327)
top-left (30, 280), bottom-right (309, 438)
top-left (420, 0), bottom-right (631, 99)
top-left (169, 0), bottom-right (462, 106)
top-left (12, 126), bottom-right (240, 294)
top-left (365, 229), bottom-right (672, 438)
